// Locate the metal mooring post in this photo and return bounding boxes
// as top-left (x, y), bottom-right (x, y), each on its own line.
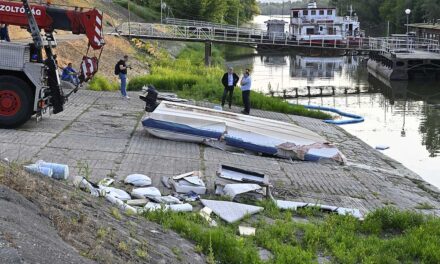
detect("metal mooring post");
top-left (205, 41), bottom-right (212, 67)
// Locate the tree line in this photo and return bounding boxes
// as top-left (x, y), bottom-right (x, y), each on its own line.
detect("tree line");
top-left (259, 0), bottom-right (329, 16)
top-left (134, 0), bottom-right (260, 25)
top-left (331, 0), bottom-right (440, 35)
top-left (259, 0), bottom-right (440, 36)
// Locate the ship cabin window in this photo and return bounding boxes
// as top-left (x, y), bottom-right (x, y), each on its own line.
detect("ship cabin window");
top-left (320, 26), bottom-right (323, 31)
top-left (319, 10), bottom-right (325, 15)
top-left (328, 10), bottom-right (333, 15)
top-left (292, 11), bottom-right (299, 18)
top-left (311, 10), bottom-right (316, 15)
top-left (306, 28), bottom-right (314, 35)
top-left (303, 10), bottom-right (308, 15)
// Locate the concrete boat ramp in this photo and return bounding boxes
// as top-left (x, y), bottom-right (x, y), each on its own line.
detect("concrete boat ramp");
top-left (1, 90), bottom-right (439, 215)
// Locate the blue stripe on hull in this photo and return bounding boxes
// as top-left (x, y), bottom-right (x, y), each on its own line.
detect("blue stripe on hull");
top-left (224, 137), bottom-right (278, 155)
top-left (142, 118), bottom-right (223, 139)
top-left (143, 118), bottom-right (338, 161)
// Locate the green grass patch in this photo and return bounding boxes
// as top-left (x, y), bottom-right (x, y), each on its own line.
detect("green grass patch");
top-left (127, 43), bottom-right (331, 119)
top-left (113, 0), bottom-right (160, 22)
top-left (88, 74), bottom-right (119, 91)
top-left (142, 209), bottom-right (261, 264)
top-left (141, 203), bottom-right (440, 264)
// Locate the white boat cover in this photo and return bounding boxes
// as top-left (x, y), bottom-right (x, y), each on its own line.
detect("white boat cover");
top-left (142, 102), bottom-right (345, 163)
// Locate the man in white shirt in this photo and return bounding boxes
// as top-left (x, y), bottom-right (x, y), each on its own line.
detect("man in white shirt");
top-left (240, 69), bottom-right (252, 115)
top-left (221, 67), bottom-right (239, 109)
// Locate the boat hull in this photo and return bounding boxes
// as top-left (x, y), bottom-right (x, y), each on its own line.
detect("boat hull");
top-left (142, 102), bottom-right (346, 163)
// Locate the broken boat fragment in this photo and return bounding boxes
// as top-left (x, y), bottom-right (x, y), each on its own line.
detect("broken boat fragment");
top-left (201, 199), bottom-right (263, 223)
top-left (238, 226), bottom-right (256, 236)
top-left (222, 184), bottom-right (262, 199)
top-left (199, 207), bottom-right (218, 227)
top-left (169, 171), bottom-right (207, 194)
top-left (275, 200), bottom-right (364, 220)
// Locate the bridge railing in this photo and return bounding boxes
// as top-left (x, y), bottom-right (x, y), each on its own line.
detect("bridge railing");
top-left (164, 17), bottom-right (265, 36)
top-left (118, 22), bottom-right (379, 50)
top-left (116, 22), bottom-right (440, 53)
top-left (371, 37), bottom-right (440, 54)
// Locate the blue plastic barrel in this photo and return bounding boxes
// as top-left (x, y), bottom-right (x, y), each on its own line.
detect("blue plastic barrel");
top-left (24, 164), bottom-right (53, 178)
top-left (37, 161), bottom-right (69, 180)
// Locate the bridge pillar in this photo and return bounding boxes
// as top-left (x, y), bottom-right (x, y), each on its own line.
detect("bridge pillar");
top-left (205, 41), bottom-right (212, 67)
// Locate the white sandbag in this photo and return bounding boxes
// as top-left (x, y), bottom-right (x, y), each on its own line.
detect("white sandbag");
top-left (106, 194), bottom-right (137, 215)
top-left (149, 195), bottom-right (182, 204)
top-left (169, 203), bottom-right (193, 212)
top-left (239, 226), bottom-right (256, 236)
top-left (143, 202), bottom-right (165, 211)
top-left (101, 187), bottom-right (131, 201)
top-left (124, 174), bottom-right (152, 187)
top-left (73, 176), bottom-right (100, 197)
top-left (131, 187), bottom-right (161, 199)
top-left (143, 202), bottom-right (193, 212)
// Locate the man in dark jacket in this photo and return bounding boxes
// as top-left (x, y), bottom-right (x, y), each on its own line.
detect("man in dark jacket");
top-left (221, 67), bottom-right (239, 109)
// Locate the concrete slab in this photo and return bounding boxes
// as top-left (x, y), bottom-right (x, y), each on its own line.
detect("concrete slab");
top-left (0, 143), bottom-right (41, 162)
top-left (0, 129), bottom-right (54, 146)
top-left (47, 133), bottom-right (129, 153)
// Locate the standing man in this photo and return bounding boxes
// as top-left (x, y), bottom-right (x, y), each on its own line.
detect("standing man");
top-left (221, 67), bottom-right (239, 109)
top-left (116, 55), bottom-right (131, 99)
top-left (240, 69), bottom-right (252, 115)
top-left (0, 24), bottom-right (10, 42)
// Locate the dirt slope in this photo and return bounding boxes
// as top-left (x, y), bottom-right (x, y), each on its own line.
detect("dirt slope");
top-left (0, 185), bottom-right (95, 264)
top-left (7, 0), bottom-right (149, 79)
top-left (54, 36), bottom-right (149, 79)
top-left (0, 163), bottom-right (206, 264)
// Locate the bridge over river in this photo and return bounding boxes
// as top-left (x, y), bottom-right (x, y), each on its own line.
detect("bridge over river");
top-left (112, 18), bottom-right (440, 79)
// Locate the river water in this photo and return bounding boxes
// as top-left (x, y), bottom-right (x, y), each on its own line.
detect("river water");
top-left (225, 16), bottom-right (440, 189)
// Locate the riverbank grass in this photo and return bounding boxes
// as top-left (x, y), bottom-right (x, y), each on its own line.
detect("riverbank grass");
top-left (88, 74), bottom-right (119, 91)
top-left (142, 202), bottom-right (440, 264)
top-left (128, 43), bottom-right (332, 120)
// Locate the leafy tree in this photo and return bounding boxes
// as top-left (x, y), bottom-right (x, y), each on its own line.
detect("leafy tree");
top-left (135, 0), bottom-right (260, 24)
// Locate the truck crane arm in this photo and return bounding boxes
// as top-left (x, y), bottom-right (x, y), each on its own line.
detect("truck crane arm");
top-left (0, 0), bottom-right (105, 128)
top-left (0, 0), bottom-right (105, 50)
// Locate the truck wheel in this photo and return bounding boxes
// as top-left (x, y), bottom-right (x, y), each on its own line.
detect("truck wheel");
top-left (0, 76), bottom-right (33, 128)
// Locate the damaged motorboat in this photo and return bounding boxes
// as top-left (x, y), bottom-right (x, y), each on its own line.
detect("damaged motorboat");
top-left (141, 98), bottom-right (345, 163)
